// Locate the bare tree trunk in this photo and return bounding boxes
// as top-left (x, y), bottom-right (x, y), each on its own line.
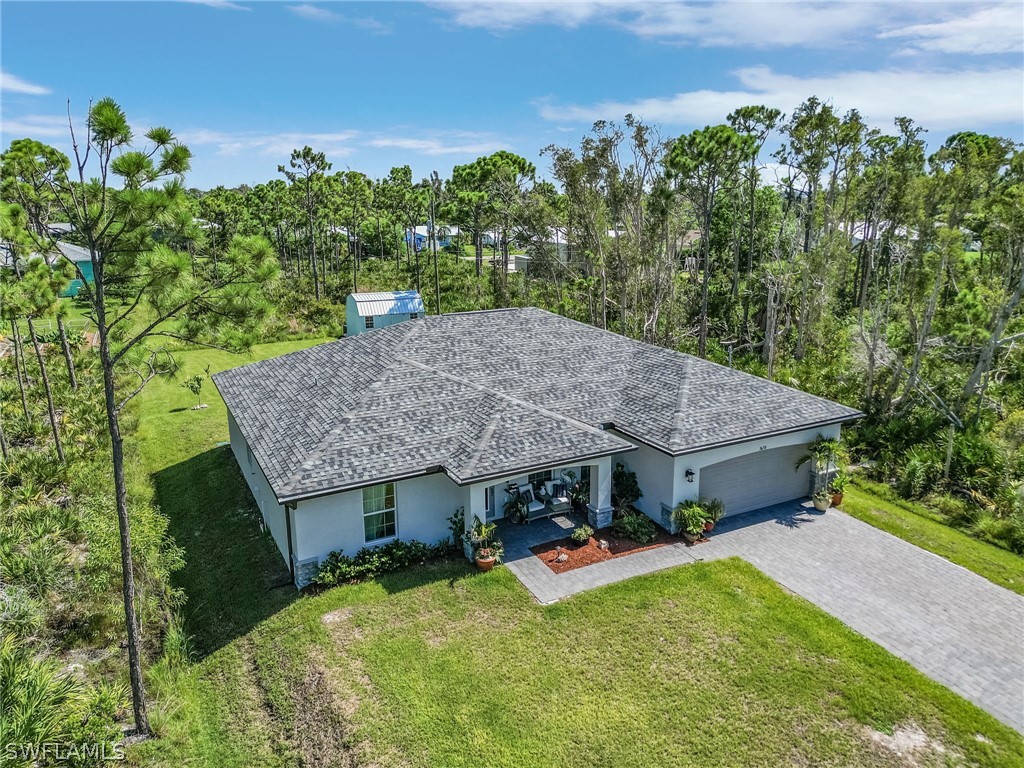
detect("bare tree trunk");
top-left (93, 266), bottom-right (150, 736)
top-left (964, 251), bottom-right (1024, 396)
top-left (903, 248), bottom-right (948, 401)
top-left (698, 213), bottom-right (711, 358)
top-left (56, 315), bottom-right (78, 391)
top-left (10, 320), bottom-right (32, 424)
top-left (762, 278), bottom-right (778, 371)
top-left (0, 402), bottom-right (8, 459)
top-left (26, 317), bottom-right (64, 463)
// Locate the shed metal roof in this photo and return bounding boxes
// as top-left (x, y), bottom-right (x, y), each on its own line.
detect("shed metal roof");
top-left (214, 308), bottom-right (862, 504)
top-left (347, 290), bottom-right (425, 317)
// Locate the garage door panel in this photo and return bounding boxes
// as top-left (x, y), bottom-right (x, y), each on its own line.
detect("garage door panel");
top-left (700, 444), bottom-right (811, 517)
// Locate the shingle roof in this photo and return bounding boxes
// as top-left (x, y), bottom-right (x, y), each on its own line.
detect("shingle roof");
top-left (214, 308), bottom-right (862, 503)
top-left (347, 290), bottom-right (425, 317)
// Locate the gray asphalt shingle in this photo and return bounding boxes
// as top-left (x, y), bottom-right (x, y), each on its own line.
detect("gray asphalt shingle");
top-left (213, 307), bottom-right (861, 503)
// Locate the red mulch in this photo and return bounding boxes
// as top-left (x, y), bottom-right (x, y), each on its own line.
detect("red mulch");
top-left (530, 528), bottom-right (680, 574)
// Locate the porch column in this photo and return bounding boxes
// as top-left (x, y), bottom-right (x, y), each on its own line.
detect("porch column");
top-left (464, 483), bottom-right (487, 560)
top-left (587, 455), bottom-right (614, 529)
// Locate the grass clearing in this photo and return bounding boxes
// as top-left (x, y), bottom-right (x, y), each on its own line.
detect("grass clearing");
top-left (129, 341), bottom-right (1023, 767)
top-left (843, 479), bottom-right (1024, 595)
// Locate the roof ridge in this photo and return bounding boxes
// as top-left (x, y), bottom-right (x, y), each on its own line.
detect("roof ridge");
top-left (669, 355), bottom-right (694, 450)
top-left (399, 355), bottom-right (619, 442)
top-left (283, 323), bottom-right (426, 491)
top-left (457, 396), bottom-right (509, 480)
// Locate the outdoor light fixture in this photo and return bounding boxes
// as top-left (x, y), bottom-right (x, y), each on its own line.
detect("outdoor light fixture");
top-left (685, 469), bottom-right (695, 483)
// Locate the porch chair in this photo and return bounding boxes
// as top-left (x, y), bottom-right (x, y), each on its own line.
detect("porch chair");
top-left (509, 482), bottom-right (547, 522)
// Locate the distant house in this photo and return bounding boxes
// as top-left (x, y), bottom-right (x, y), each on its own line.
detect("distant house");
top-left (345, 291), bottom-right (425, 336)
top-left (0, 239), bottom-right (94, 298)
top-left (55, 243), bottom-right (94, 297)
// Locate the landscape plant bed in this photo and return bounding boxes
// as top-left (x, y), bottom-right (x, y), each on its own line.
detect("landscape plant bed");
top-left (530, 528), bottom-right (678, 574)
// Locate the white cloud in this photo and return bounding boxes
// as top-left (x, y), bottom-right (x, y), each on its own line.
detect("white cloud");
top-left (178, 128), bottom-right (359, 158)
top-left (287, 3), bottom-right (342, 22)
top-left (1, 114), bottom-right (69, 138)
top-left (180, 0), bottom-right (251, 10)
top-left (434, 1), bottom-right (917, 48)
top-left (433, 1), bottom-right (1024, 54)
top-left (285, 3), bottom-right (391, 32)
top-left (879, 3), bottom-right (1023, 55)
top-left (538, 65), bottom-right (1024, 132)
top-left (1, 70), bottom-right (51, 95)
top-left (367, 134), bottom-right (508, 155)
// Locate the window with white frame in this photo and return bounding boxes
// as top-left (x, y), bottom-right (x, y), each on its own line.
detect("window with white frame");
top-left (409, 312), bottom-right (418, 319)
top-left (365, 315), bottom-right (375, 329)
top-left (362, 482), bottom-right (396, 542)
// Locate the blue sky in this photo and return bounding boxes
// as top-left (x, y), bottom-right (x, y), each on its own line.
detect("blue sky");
top-left (2, 1), bottom-right (1022, 189)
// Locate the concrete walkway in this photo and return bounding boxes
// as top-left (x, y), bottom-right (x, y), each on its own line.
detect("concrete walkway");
top-left (500, 501), bottom-right (1024, 732)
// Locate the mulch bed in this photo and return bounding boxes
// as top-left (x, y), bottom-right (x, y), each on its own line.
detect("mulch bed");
top-left (530, 528), bottom-right (680, 574)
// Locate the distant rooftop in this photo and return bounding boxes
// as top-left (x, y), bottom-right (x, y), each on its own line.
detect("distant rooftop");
top-left (347, 290), bottom-right (425, 317)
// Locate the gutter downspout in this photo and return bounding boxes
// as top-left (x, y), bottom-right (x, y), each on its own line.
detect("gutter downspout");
top-left (285, 503), bottom-right (296, 582)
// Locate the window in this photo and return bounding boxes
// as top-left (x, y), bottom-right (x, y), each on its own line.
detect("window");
top-left (362, 483), bottom-right (396, 542)
top-left (528, 470), bottom-right (553, 487)
top-left (409, 312), bottom-right (419, 319)
top-left (364, 315), bottom-right (375, 329)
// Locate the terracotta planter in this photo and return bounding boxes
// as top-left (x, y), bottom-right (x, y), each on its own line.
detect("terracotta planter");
top-left (475, 550), bottom-right (496, 571)
top-left (703, 521), bottom-right (715, 532)
top-left (831, 492), bottom-right (844, 507)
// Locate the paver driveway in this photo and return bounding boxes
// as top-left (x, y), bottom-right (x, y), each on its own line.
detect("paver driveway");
top-left (503, 502), bottom-right (1024, 731)
top-left (698, 502), bottom-right (1024, 733)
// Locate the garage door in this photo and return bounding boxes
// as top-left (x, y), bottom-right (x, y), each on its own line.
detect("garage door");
top-left (699, 444), bottom-right (812, 517)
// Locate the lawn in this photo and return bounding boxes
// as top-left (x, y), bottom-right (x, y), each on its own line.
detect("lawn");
top-left (842, 478), bottom-right (1024, 595)
top-left (128, 341), bottom-right (1024, 767)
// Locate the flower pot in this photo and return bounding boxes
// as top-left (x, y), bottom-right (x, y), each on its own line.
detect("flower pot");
top-left (682, 530), bottom-right (700, 544)
top-left (812, 497), bottom-right (829, 512)
top-left (831, 492), bottom-right (843, 507)
top-left (475, 549), bottom-right (496, 571)
top-left (703, 521), bottom-right (715, 532)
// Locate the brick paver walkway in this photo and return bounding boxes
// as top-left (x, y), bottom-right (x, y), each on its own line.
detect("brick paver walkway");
top-left (500, 502), bottom-right (1024, 732)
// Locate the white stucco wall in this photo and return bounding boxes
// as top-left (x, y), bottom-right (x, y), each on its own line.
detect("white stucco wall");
top-left (608, 432), bottom-right (675, 521)
top-left (675, 424), bottom-right (841, 506)
top-left (293, 472), bottom-right (466, 563)
top-left (228, 410), bottom-right (291, 565)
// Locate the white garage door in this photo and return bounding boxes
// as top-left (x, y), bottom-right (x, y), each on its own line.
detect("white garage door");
top-left (699, 444), bottom-right (812, 517)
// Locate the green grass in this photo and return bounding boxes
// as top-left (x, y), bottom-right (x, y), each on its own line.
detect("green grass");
top-left (134, 339), bottom-right (326, 653)
top-left (129, 341), bottom-right (1024, 766)
top-left (843, 478), bottom-right (1024, 595)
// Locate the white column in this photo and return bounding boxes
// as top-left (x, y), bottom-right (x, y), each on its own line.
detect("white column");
top-left (464, 483), bottom-right (487, 559)
top-left (587, 455), bottom-right (614, 529)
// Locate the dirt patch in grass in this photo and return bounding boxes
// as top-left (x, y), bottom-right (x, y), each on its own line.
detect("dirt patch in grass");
top-left (530, 528), bottom-right (678, 574)
top-left (292, 650), bottom-right (359, 768)
top-left (865, 722), bottom-right (951, 767)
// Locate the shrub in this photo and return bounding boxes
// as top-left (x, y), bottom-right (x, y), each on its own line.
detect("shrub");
top-left (612, 513), bottom-right (657, 544)
top-left (671, 501), bottom-right (706, 537)
top-left (313, 539), bottom-right (448, 587)
top-left (611, 463), bottom-right (642, 516)
top-left (571, 524), bottom-right (593, 544)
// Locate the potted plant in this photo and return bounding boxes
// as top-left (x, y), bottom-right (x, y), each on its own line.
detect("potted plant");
top-left (503, 493), bottom-right (528, 525)
top-left (464, 519), bottom-right (503, 570)
top-left (812, 488), bottom-right (831, 511)
top-left (701, 498), bottom-right (725, 532)
top-left (829, 471), bottom-right (848, 507)
top-left (671, 501), bottom-right (707, 544)
top-left (571, 524), bottom-right (593, 546)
